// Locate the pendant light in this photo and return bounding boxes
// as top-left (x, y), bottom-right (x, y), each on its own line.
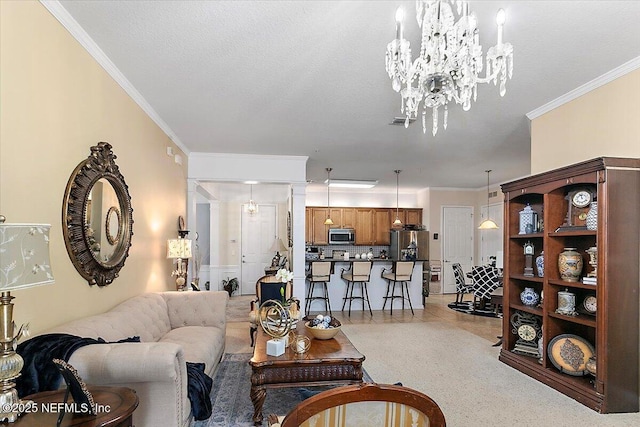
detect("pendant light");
top-left (324, 168), bottom-right (334, 225)
top-left (478, 170), bottom-right (499, 229)
top-left (393, 170), bottom-right (402, 226)
top-left (245, 184), bottom-right (259, 216)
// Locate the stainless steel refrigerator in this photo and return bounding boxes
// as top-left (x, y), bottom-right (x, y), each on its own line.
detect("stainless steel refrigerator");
top-left (389, 230), bottom-right (429, 261)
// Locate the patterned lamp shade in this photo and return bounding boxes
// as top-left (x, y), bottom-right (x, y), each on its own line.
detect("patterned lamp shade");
top-left (0, 223), bottom-right (54, 291)
top-left (166, 238), bottom-right (192, 259)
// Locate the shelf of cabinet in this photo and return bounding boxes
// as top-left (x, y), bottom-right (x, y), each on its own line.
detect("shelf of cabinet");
top-left (547, 279), bottom-right (598, 290)
top-left (509, 303), bottom-right (542, 316)
top-left (509, 233), bottom-right (544, 239)
top-left (547, 311), bottom-right (596, 328)
top-left (500, 157), bottom-right (640, 414)
top-left (510, 274), bottom-right (543, 283)
top-left (548, 230), bottom-right (597, 237)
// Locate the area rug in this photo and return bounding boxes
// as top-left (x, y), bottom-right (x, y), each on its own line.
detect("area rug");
top-left (193, 353), bottom-right (371, 427)
top-left (447, 300), bottom-right (501, 318)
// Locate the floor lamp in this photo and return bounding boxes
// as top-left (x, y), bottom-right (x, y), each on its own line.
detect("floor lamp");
top-left (0, 216), bottom-right (55, 422)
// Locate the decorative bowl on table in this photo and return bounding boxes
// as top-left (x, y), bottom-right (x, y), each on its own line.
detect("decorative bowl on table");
top-left (305, 315), bottom-right (341, 340)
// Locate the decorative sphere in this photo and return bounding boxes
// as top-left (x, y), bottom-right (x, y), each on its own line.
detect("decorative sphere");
top-left (259, 300), bottom-right (292, 339)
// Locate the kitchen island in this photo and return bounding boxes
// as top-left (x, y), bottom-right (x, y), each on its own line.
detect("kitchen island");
top-left (304, 259), bottom-right (426, 313)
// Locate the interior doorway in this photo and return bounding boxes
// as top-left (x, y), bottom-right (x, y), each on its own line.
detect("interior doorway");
top-left (241, 204), bottom-right (276, 295)
top-left (441, 206), bottom-right (474, 294)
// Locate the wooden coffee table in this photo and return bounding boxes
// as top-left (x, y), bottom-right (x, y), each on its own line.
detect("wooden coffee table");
top-left (249, 327), bottom-right (365, 425)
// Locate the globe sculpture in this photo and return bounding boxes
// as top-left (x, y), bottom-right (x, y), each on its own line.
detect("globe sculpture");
top-left (258, 300), bottom-right (292, 339)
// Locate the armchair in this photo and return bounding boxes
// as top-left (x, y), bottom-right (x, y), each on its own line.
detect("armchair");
top-left (249, 275), bottom-right (300, 347)
top-left (270, 383), bottom-right (446, 427)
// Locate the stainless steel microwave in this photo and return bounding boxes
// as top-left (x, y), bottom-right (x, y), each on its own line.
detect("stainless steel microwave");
top-left (328, 228), bottom-right (355, 245)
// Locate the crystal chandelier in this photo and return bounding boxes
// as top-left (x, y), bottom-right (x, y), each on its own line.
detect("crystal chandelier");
top-left (245, 184), bottom-right (259, 216)
top-left (385, 1), bottom-right (513, 136)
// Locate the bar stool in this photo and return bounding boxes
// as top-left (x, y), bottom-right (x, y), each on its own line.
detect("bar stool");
top-left (305, 261), bottom-right (333, 315)
top-left (340, 261), bottom-right (373, 316)
top-left (381, 261), bottom-right (415, 315)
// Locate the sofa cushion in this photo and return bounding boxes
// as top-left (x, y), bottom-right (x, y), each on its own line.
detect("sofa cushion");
top-left (50, 293), bottom-right (172, 342)
top-left (161, 291), bottom-right (227, 330)
top-left (160, 326), bottom-right (225, 375)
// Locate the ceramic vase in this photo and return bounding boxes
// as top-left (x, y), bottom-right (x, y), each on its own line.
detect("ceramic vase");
top-left (535, 252), bottom-right (544, 277)
top-left (520, 287), bottom-right (540, 307)
top-left (558, 248), bottom-right (583, 282)
top-left (586, 201), bottom-right (598, 231)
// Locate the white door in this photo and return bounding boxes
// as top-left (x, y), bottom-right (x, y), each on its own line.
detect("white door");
top-left (442, 206), bottom-right (474, 294)
top-left (480, 203), bottom-right (503, 265)
top-left (241, 205), bottom-right (276, 295)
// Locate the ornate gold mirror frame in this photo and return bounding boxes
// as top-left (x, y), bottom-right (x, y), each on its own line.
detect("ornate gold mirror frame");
top-left (62, 142), bottom-right (134, 286)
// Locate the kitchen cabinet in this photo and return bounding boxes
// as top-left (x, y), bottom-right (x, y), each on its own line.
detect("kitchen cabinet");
top-left (373, 209), bottom-right (392, 245)
top-left (404, 208), bottom-right (422, 225)
top-left (355, 209), bottom-right (374, 245)
top-left (341, 208), bottom-right (356, 228)
top-left (500, 157), bottom-right (639, 413)
top-left (306, 206), bottom-right (422, 246)
top-left (310, 207), bottom-right (330, 245)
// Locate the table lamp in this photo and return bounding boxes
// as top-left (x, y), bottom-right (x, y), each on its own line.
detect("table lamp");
top-left (269, 238), bottom-right (288, 267)
top-left (0, 216), bottom-right (54, 422)
top-left (167, 238), bottom-right (192, 291)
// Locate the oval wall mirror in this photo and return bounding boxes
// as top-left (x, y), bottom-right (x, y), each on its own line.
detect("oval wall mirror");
top-left (62, 142), bottom-right (134, 286)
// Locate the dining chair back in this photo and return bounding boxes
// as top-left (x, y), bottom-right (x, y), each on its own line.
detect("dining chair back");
top-left (452, 263), bottom-right (474, 304)
top-left (249, 275), bottom-right (298, 347)
top-left (276, 383), bottom-right (446, 427)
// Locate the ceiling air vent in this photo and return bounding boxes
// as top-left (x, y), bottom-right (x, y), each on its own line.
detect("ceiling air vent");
top-left (389, 117), bottom-right (416, 126)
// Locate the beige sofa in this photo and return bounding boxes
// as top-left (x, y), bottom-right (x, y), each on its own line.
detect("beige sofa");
top-left (47, 291), bottom-right (228, 427)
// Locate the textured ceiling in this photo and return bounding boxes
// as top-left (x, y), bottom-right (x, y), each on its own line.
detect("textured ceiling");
top-left (57, 0), bottom-right (640, 192)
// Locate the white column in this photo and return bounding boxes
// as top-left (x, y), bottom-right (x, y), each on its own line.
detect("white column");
top-left (186, 179), bottom-right (199, 284)
top-left (291, 183), bottom-right (307, 314)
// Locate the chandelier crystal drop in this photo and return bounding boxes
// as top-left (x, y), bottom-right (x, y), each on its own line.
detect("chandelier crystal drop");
top-left (385, 1), bottom-right (513, 136)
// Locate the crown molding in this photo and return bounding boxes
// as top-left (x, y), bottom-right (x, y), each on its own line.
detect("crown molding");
top-left (527, 56), bottom-right (640, 120)
top-left (39, 1), bottom-right (189, 155)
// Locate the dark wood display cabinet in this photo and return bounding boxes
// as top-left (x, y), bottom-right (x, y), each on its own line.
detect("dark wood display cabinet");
top-left (500, 157), bottom-right (639, 413)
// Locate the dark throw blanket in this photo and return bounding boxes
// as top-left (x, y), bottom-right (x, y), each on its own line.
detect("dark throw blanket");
top-left (16, 333), bottom-right (213, 421)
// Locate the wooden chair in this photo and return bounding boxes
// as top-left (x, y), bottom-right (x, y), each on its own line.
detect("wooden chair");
top-left (271, 383), bottom-right (446, 427)
top-left (381, 261), bottom-right (415, 314)
top-left (452, 263), bottom-right (474, 305)
top-left (249, 275), bottom-right (299, 347)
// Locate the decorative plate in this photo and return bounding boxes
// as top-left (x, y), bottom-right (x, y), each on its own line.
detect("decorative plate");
top-left (547, 334), bottom-right (595, 376)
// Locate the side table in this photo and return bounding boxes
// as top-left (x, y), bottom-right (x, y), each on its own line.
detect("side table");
top-left (13, 386), bottom-right (138, 427)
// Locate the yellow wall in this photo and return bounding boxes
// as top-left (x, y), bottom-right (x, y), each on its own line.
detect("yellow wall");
top-left (0, 1), bottom-right (188, 334)
top-left (531, 68), bottom-right (640, 173)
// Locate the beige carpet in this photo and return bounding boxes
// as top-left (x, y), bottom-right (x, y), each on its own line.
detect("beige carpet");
top-left (226, 295), bottom-right (254, 322)
top-left (341, 323), bottom-right (639, 427)
top-left (224, 296), bottom-right (639, 426)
